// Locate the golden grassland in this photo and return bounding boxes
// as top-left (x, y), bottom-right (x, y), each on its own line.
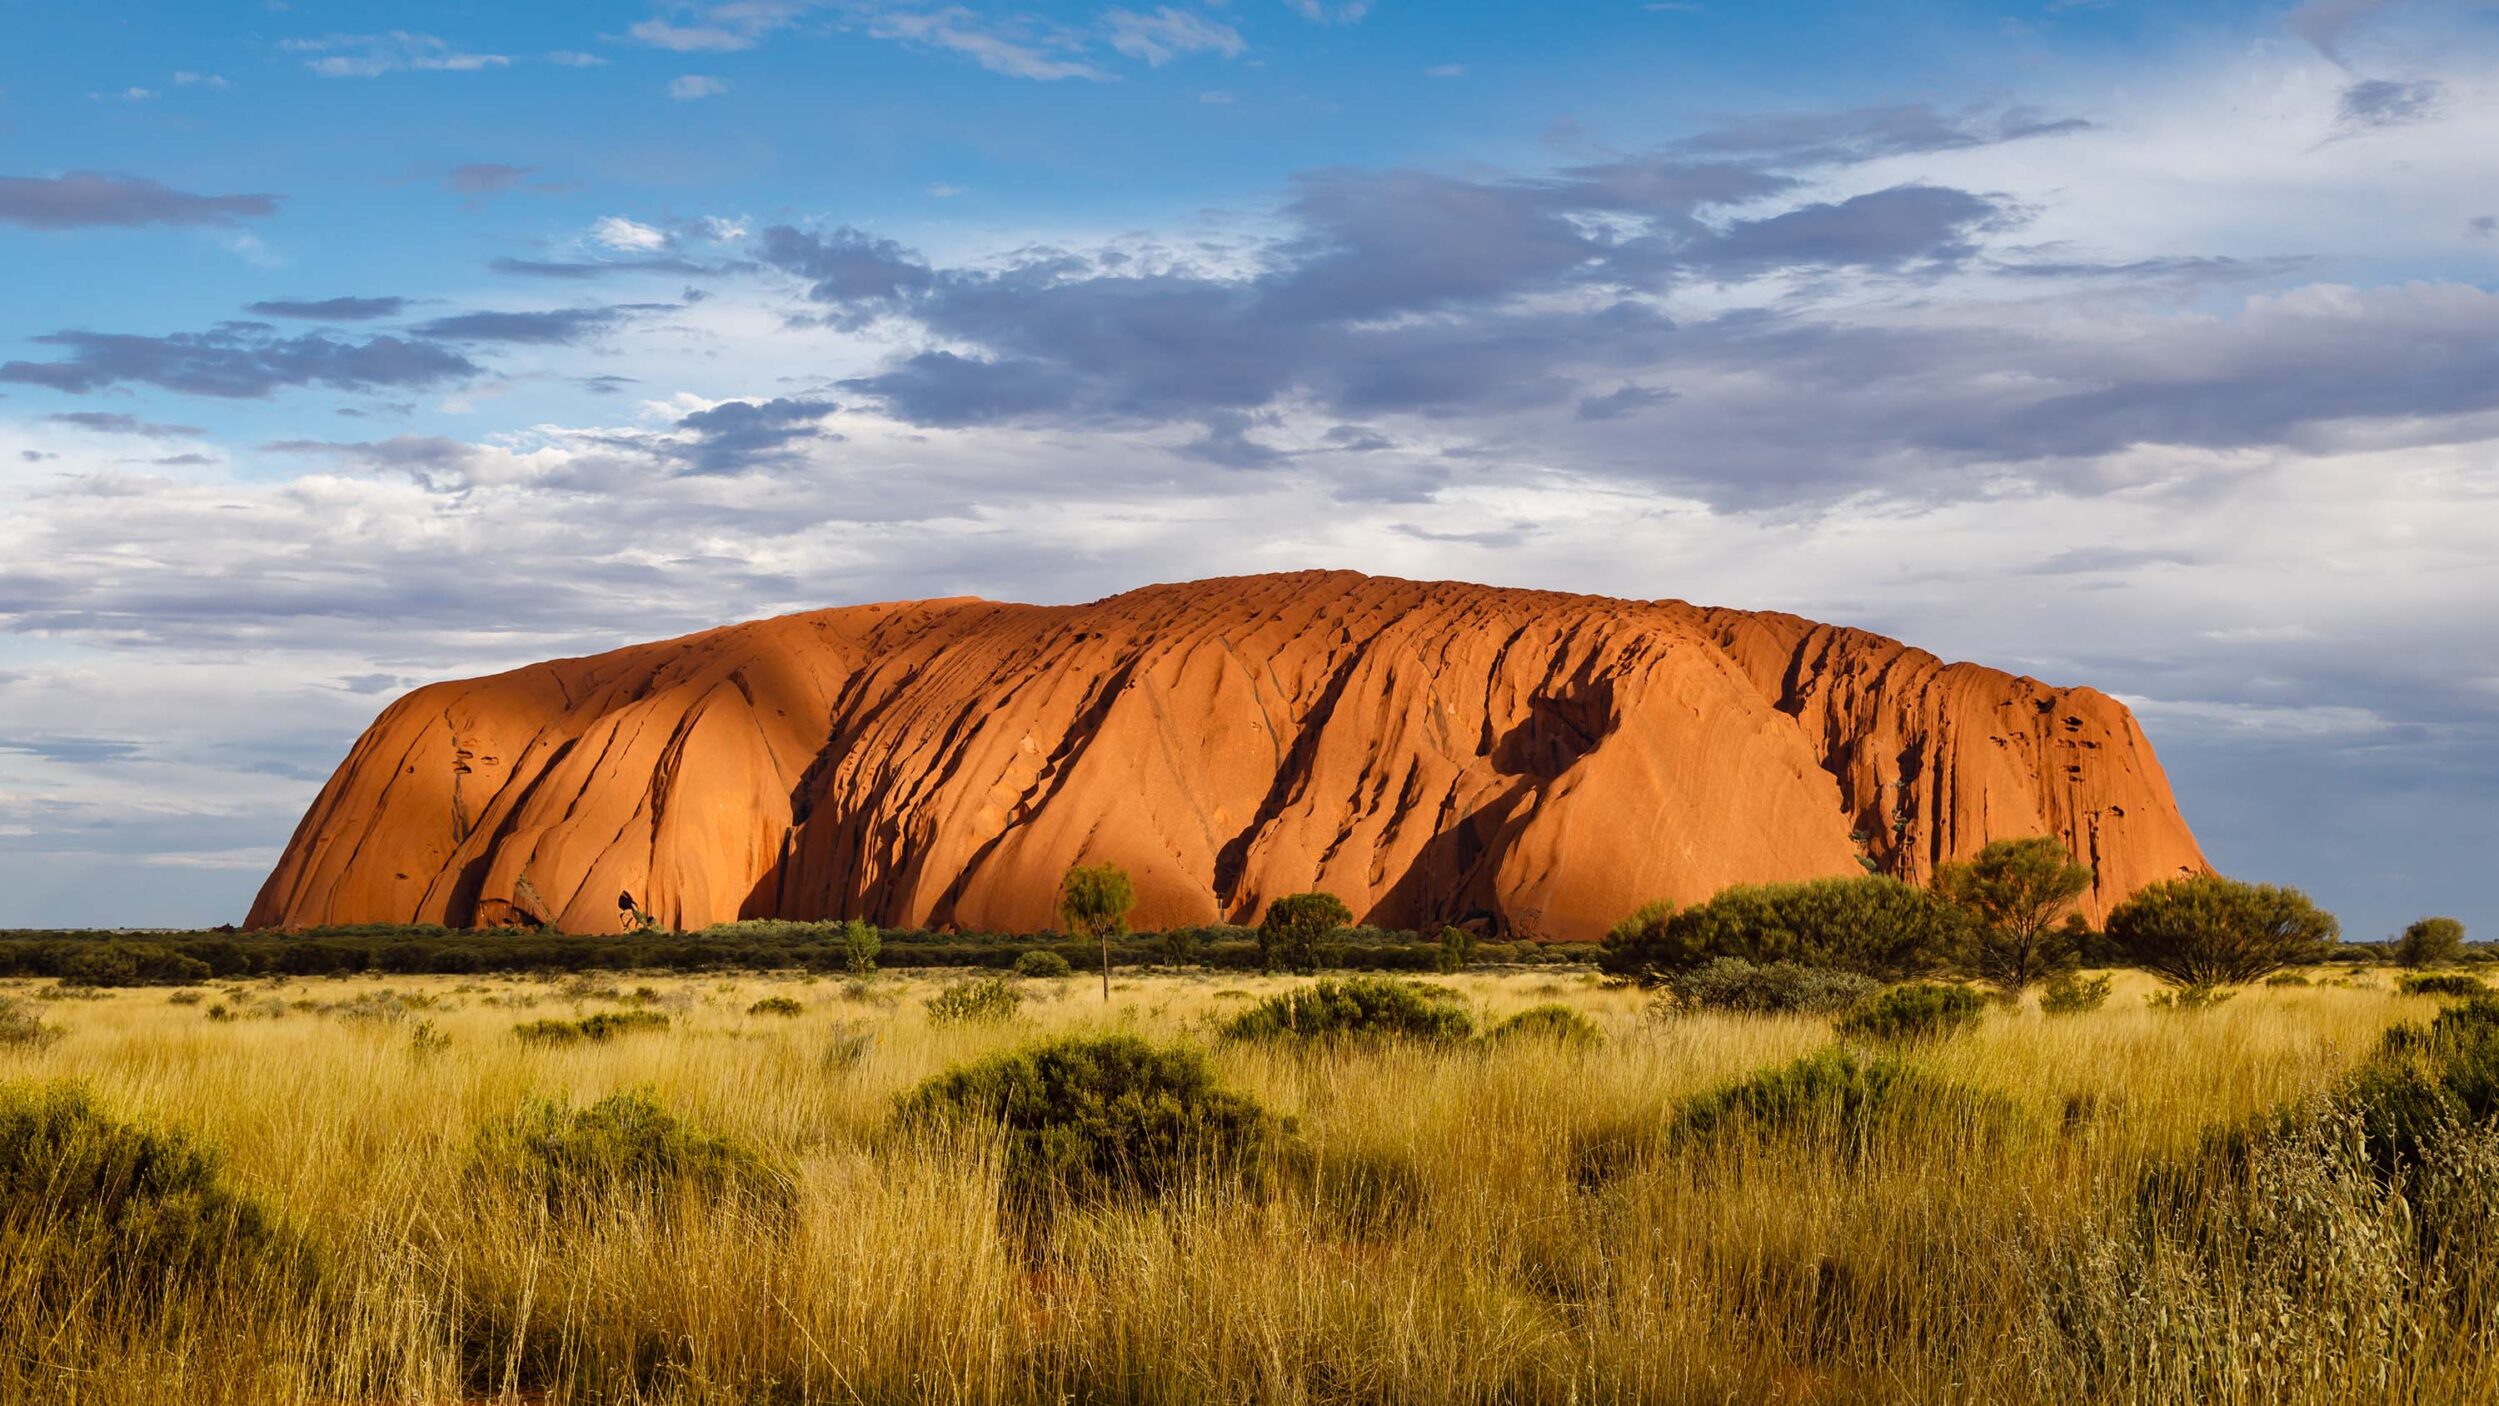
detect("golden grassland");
top-left (2, 965), bottom-right (2490, 1405)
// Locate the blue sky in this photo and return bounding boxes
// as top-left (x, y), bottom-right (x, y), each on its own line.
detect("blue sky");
top-left (3, 0), bottom-right (2497, 938)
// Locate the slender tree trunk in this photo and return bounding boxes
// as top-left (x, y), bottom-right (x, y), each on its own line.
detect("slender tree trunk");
top-left (1100, 933), bottom-right (1111, 1002)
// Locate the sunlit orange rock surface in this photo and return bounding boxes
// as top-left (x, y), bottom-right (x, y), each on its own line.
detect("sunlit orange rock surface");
top-left (249, 572), bottom-right (2208, 938)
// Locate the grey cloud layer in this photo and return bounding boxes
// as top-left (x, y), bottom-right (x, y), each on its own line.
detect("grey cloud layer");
top-left (245, 296), bottom-right (410, 321)
top-left (769, 142), bottom-right (2017, 453)
top-left (0, 326), bottom-right (477, 398)
top-left (0, 172), bottom-right (279, 229)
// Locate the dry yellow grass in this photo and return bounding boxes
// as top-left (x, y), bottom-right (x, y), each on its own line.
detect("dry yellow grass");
top-left (0, 965), bottom-right (2486, 1404)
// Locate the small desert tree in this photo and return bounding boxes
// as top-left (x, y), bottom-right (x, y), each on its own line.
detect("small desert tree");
top-left (2393, 916), bottom-right (2467, 969)
top-left (2106, 875), bottom-right (2339, 987)
top-left (1933, 836), bottom-right (2094, 993)
top-left (1257, 891), bottom-right (1353, 974)
top-left (1058, 863), bottom-right (1136, 1001)
top-left (837, 918), bottom-right (881, 978)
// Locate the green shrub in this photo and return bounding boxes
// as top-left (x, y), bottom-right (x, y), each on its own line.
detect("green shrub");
top-left (1434, 926), bottom-right (1477, 974)
top-left (1156, 927), bottom-right (1201, 967)
top-left (1219, 977), bottom-right (1473, 1042)
top-left (472, 1089), bottom-right (787, 1216)
top-left (1258, 892), bottom-right (1354, 974)
top-left (2400, 972), bottom-right (2487, 999)
top-left (1012, 949), bottom-right (1073, 979)
top-left (1660, 957), bottom-right (1878, 1015)
top-left (1606, 899), bottom-right (1675, 952)
top-left (513, 1010), bottom-right (671, 1045)
top-left (1836, 983), bottom-right (1986, 1043)
top-left (2146, 985), bottom-right (2236, 1014)
top-left (747, 995), bottom-right (806, 1017)
top-left (2393, 916), bottom-right (2468, 969)
top-left (2106, 875), bottom-right (2339, 987)
top-left (926, 975), bottom-right (1023, 1026)
top-left (1580, 1047), bottom-right (2013, 1187)
top-left (2263, 971), bottom-right (2312, 988)
top-left (2038, 971), bottom-right (2114, 1015)
top-left (54, 943), bottom-right (214, 989)
top-left (0, 1081), bottom-right (297, 1301)
top-left (893, 1034), bottom-right (1287, 1205)
top-left (0, 996), bottom-right (62, 1048)
top-left (1488, 1003), bottom-right (1603, 1046)
top-left (1599, 876), bottom-right (1969, 984)
top-left (1672, 1046), bottom-right (2009, 1149)
top-left (2368, 998), bottom-right (2499, 1145)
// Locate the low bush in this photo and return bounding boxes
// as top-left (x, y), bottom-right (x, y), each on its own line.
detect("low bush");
top-left (2263, 970), bottom-right (2312, 988)
top-left (513, 1010), bottom-right (671, 1046)
top-left (51, 943), bottom-right (215, 989)
top-left (2400, 972), bottom-right (2487, 999)
top-left (2146, 985), bottom-right (2236, 1014)
top-left (471, 1088), bottom-right (788, 1217)
top-left (2036, 1091), bottom-right (2499, 1401)
top-left (2038, 970), bottom-right (2114, 1014)
top-left (1836, 983), bottom-right (1986, 1044)
top-left (1219, 977), bottom-right (1474, 1043)
top-left (1599, 876), bottom-right (1970, 984)
top-left (1487, 1003), bottom-right (1603, 1046)
top-left (1671, 1046), bottom-right (2012, 1150)
top-left (926, 975), bottom-right (1023, 1026)
top-left (1578, 1047), bottom-right (2014, 1188)
top-left (1660, 957), bottom-right (1878, 1015)
top-left (1012, 949), bottom-right (1073, 979)
top-left (1257, 892), bottom-right (1354, 974)
top-left (0, 996), bottom-right (62, 1048)
top-left (893, 1034), bottom-right (1288, 1205)
top-left (0, 1081), bottom-right (299, 1302)
top-left (2361, 998), bottom-right (2499, 1168)
top-left (746, 995), bottom-right (806, 1017)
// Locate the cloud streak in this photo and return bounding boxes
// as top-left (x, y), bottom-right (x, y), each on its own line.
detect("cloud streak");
top-left (0, 172), bottom-right (279, 229)
top-left (0, 326), bottom-right (477, 398)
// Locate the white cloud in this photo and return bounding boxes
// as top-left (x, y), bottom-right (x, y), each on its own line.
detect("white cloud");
top-left (668, 74), bottom-right (730, 100)
top-left (632, 18), bottom-right (760, 52)
top-left (593, 216), bottom-right (672, 251)
top-left (283, 32), bottom-right (510, 78)
top-left (1104, 7), bottom-right (1246, 66)
top-left (1285, 0), bottom-right (1373, 23)
top-left (865, 7), bottom-right (1107, 81)
top-left (1424, 63), bottom-right (1467, 79)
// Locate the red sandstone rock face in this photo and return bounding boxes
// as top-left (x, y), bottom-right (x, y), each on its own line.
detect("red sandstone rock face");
top-left (248, 572), bottom-right (2209, 938)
